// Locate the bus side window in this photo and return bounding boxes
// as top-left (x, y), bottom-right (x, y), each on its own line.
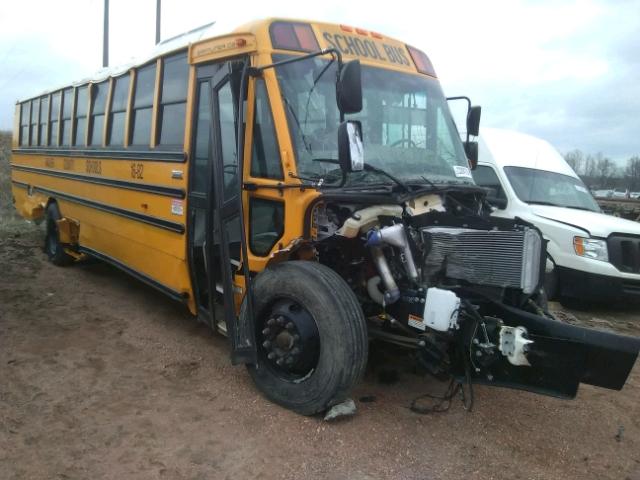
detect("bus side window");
top-left (19, 102), bottom-right (29, 146)
top-left (250, 79), bottom-right (283, 180)
top-left (472, 165), bottom-right (507, 206)
top-left (49, 92), bottom-right (61, 146)
top-left (250, 198), bottom-right (284, 256)
top-left (89, 81), bottom-right (108, 146)
top-left (74, 86), bottom-right (89, 147)
top-left (39, 95), bottom-right (49, 146)
top-left (108, 74), bottom-right (130, 146)
top-left (30, 98), bottom-right (39, 146)
top-left (158, 53), bottom-right (188, 147)
top-left (60, 88), bottom-right (73, 146)
top-left (131, 63), bottom-right (157, 147)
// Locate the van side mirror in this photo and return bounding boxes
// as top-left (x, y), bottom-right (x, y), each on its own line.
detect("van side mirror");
top-left (338, 121), bottom-right (364, 172)
top-left (467, 106), bottom-right (481, 137)
top-left (337, 60), bottom-right (362, 115)
top-left (464, 141), bottom-right (478, 170)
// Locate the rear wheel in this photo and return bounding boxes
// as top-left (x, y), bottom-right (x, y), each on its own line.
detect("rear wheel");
top-left (244, 261), bottom-right (368, 415)
top-left (44, 203), bottom-right (74, 266)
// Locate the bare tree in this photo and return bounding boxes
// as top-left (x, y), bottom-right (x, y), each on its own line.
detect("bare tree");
top-left (564, 149), bottom-right (584, 175)
top-left (595, 153), bottom-right (616, 188)
top-left (626, 156), bottom-right (640, 191)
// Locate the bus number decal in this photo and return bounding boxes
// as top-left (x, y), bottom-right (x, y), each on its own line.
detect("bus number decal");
top-left (130, 162), bottom-right (144, 180)
top-left (44, 157), bottom-right (55, 168)
top-left (86, 159), bottom-right (102, 175)
top-left (63, 158), bottom-right (74, 170)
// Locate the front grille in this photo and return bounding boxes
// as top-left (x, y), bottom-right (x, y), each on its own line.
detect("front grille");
top-left (608, 234), bottom-right (640, 273)
top-left (421, 227), bottom-right (542, 294)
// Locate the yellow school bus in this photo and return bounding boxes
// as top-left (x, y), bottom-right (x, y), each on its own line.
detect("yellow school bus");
top-left (10, 18), bottom-right (639, 415)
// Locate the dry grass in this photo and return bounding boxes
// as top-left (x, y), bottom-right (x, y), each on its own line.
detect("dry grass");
top-left (0, 131), bottom-right (37, 234)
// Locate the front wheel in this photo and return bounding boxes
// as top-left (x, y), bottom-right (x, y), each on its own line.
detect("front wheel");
top-left (244, 261), bottom-right (368, 415)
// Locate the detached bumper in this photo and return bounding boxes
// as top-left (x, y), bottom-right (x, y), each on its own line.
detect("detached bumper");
top-left (557, 266), bottom-right (640, 301)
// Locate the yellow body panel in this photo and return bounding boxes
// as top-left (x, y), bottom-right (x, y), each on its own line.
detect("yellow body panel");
top-left (10, 18), bottom-right (431, 320)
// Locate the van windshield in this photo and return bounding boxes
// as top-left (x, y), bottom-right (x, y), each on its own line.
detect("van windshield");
top-left (274, 54), bottom-right (473, 187)
top-left (504, 167), bottom-right (600, 212)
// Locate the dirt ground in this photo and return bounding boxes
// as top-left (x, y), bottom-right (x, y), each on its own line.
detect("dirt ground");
top-left (1, 224), bottom-right (639, 480)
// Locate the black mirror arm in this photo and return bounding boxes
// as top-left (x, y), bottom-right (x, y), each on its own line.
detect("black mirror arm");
top-left (248, 47), bottom-right (343, 76)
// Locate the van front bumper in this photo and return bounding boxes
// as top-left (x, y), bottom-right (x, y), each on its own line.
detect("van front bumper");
top-left (557, 266), bottom-right (640, 301)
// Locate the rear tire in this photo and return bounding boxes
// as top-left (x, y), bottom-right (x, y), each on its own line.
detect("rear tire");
top-left (44, 203), bottom-right (74, 266)
top-left (244, 261), bottom-right (368, 415)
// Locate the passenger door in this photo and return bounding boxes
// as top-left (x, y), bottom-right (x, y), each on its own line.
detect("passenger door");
top-left (187, 60), bottom-right (256, 363)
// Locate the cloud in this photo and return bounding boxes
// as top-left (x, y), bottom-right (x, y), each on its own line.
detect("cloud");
top-left (0, 0), bottom-right (638, 163)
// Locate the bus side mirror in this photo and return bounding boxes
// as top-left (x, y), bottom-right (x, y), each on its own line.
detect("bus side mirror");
top-left (464, 141), bottom-right (478, 170)
top-left (338, 120), bottom-right (364, 172)
top-left (337, 60), bottom-right (363, 115)
top-left (467, 105), bottom-right (481, 137)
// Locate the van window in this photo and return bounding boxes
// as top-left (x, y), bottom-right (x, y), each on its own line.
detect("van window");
top-left (39, 96), bottom-right (49, 146)
top-left (472, 165), bottom-right (507, 204)
top-left (19, 102), bottom-right (30, 146)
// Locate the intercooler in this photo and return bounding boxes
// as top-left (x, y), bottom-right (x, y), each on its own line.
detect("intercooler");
top-left (421, 227), bottom-right (542, 294)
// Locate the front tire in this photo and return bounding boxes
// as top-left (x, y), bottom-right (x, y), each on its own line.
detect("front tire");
top-left (44, 203), bottom-right (74, 266)
top-left (244, 261), bottom-right (368, 415)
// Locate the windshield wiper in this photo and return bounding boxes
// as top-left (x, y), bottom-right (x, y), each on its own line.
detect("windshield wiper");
top-left (312, 158), bottom-right (410, 192)
top-left (564, 205), bottom-right (596, 212)
top-left (527, 200), bottom-right (563, 207)
top-left (282, 97), bottom-right (312, 154)
top-left (302, 59), bottom-right (335, 140)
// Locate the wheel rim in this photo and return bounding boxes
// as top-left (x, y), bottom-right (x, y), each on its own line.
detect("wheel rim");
top-left (258, 299), bottom-right (320, 380)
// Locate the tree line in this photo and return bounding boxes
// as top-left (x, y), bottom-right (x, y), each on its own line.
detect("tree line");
top-left (564, 150), bottom-right (640, 191)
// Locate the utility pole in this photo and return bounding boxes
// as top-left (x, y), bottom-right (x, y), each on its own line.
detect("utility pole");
top-left (103, 0), bottom-right (109, 67)
top-left (155, 0), bottom-right (161, 44)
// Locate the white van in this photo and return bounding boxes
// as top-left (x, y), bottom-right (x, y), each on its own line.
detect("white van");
top-left (472, 128), bottom-right (640, 302)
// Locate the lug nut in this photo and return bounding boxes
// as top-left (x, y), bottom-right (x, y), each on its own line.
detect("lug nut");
top-left (267, 352), bottom-right (276, 360)
top-left (276, 358), bottom-right (284, 366)
top-left (286, 357), bottom-right (294, 365)
top-left (286, 322), bottom-right (294, 330)
top-left (262, 340), bottom-right (271, 349)
top-left (262, 328), bottom-right (271, 336)
top-left (267, 318), bottom-right (276, 326)
top-left (291, 347), bottom-right (300, 355)
top-left (277, 316), bottom-right (285, 325)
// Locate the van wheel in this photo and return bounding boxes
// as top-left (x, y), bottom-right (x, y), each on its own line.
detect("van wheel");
top-left (44, 203), bottom-right (74, 266)
top-left (244, 261), bottom-right (368, 415)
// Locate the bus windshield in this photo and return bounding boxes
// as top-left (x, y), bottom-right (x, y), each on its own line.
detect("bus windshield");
top-left (274, 55), bottom-right (473, 187)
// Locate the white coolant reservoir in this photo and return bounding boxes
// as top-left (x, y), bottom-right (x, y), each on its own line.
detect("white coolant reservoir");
top-left (423, 288), bottom-right (461, 332)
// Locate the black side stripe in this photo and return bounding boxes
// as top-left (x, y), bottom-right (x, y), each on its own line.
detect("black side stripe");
top-left (78, 246), bottom-right (188, 303)
top-left (12, 180), bottom-right (29, 189)
top-left (12, 148), bottom-right (187, 163)
top-left (11, 164), bottom-right (185, 199)
top-left (32, 185), bottom-right (185, 234)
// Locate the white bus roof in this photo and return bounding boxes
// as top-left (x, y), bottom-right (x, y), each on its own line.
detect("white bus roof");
top-left (478, 127), bottom-right (578, 179)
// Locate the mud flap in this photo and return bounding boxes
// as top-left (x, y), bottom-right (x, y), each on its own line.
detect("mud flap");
top-left (467, 302), bottom-right (640, 398)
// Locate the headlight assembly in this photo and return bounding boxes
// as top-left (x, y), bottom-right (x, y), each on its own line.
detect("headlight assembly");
top-left (573, 237), bottom-right (609, 262)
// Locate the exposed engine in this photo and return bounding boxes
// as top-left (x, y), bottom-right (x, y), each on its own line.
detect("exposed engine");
top-left (309, 190), bottom-right (548, 386)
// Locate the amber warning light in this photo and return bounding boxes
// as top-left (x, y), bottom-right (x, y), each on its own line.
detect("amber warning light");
top-left (270, 22), bottom-right (320, 52)
top-left (407, 46), bottom-right (437, 77)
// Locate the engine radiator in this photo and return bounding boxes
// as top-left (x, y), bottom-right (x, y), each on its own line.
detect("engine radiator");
top-left (421, 227), bottom-right (542, 294)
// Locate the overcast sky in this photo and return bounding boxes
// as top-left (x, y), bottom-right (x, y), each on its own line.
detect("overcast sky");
top-left (1, 0), bottom-right (638, 163)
